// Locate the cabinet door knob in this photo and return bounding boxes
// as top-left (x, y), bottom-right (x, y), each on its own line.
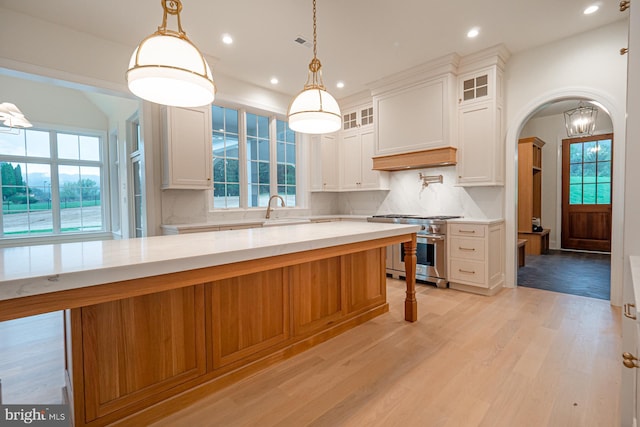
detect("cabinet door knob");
top-left (623, 352), bottom-right (640, 368)
top-left (620, 0), bottom-right (630, 11)
top-left (624, 303), bottom-right (637, 320)
top-left (621, 47), bottom-right (629, 55)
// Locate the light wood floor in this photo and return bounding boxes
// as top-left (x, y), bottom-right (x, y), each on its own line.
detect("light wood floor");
top-left (152, 280), bottom-right (622, 427)
top-left (0, 311), bottom-right (65, 404)
top-left (0, 281), bottom-right (621, 426)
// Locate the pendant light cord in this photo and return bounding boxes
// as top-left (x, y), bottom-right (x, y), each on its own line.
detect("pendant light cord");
top-left (312, 0), bottom-right (317, 60)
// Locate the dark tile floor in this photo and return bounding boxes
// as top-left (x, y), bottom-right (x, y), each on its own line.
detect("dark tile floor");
top-left (517, 249), bottom-right (611, 300)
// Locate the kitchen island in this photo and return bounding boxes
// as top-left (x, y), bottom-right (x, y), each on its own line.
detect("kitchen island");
top-left (0, 222), bottom-right (419, 426)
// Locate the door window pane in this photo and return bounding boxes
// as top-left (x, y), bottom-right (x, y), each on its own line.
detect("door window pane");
top-left (570, 143), bottom-right (582, 163)
top-left (570, 164), bottom-right (582, 184)
top-left (597, 139), bottom-right (612, 161)
top-left (597, 183), bottom-right (611, 204)
top-left (569, 184), bottom-right (583, 205)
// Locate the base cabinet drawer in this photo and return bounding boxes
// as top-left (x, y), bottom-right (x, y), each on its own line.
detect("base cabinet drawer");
top-left (450, 259), bottom-right (486, 286)
top-left (449, 223), bottom-right (486, 238)
top-left (449, 237), bottom-right (485, 261)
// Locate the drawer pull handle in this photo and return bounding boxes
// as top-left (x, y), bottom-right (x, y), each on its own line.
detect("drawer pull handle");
top-left (623, 352), bottom-right (640, 369)
top-left (459, 247), bottom-right (476, 251)
top-left (459, 269), bottom-right (476, 274)
top-left (620, 0), bottom-right (630, 11)
top-left (458, 229), bottom-right (476, 234)
top-left (624, 303), bottom-right (637, 320)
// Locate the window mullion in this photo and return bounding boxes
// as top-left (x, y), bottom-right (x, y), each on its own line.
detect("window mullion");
top-left (238, 109), bottom-right (248, 209)
top-left (50, 130), bottom-right (61, 234)
top-left (270, 115), bottom-right (278, 198)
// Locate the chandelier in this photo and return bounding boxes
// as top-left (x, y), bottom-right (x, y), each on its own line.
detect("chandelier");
top-left (564, 101), bottom-right (598, 137)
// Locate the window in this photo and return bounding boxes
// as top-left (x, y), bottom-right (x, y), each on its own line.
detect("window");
top-left (569, 137), bottom-right (612, 205)
top-left (246, 113), bottom-right (271, 207)
top-left (0, 128), bottom-right (105, 237)
top-left (212, 106), bottom-right (240, 208)
top-left (211, 105), bottom-right (298, 209)
top-left (276, 120), bottom-right (296, 206)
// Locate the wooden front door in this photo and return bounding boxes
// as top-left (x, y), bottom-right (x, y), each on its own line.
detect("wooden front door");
top-left (561, 134), bottom-right (613, 251)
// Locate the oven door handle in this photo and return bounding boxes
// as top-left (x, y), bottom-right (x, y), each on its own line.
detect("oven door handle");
top-left (421, 234), bottom-right (445, 242)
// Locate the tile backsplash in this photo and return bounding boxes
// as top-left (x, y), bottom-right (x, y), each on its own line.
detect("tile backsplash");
top-left (328, 166), bottom-right (504, 219)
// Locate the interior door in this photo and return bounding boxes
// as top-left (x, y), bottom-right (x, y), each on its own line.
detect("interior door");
top-left (561, 134), bottom-right (613, 251)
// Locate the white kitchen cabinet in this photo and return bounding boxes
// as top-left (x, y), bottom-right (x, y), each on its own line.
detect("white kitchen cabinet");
top-left (372, 70), bottom-right (457, 157)
top-left (456, 47), bottom-right (509, 186)
top-left (161, 105), bottom-right (212, 190)
top-left (340, 128), bottom-right (389, 190)
top-left (342, 104), bottom-right (374, 131)
top-left (309, 133), bottom-right (339, 192)
top-left (447, 220), bottom-right (505, 295)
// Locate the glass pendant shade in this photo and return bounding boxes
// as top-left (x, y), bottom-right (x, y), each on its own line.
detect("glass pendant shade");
top-left (0, 102), bottom-right (32, 130)
top-left (287, 0), bottom-right (341, 135)
top-left (564, 102), bottom-right (598, 137)
top-left (288, 86), bottom-right (341, 134)
top-left (126, 0), bottom-right (215, 108)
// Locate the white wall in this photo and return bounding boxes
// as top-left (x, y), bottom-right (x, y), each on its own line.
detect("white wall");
top-left (520, 110), bottom-right (614, 249)
top-left (0, 75), bottom-right (108, 130)
top-left (505, 19), bottom-right (628, 305)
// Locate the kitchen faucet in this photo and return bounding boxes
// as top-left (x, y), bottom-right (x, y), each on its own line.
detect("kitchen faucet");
top-left (265, 195), bottom-right (285, 219)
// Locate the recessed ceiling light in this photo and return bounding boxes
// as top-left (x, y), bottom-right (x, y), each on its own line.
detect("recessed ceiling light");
top-left (467, 28), bottom-right (479, 38)
top-left (222, 34), bottom-right (233, 44)
top-left (336, 81), bottom-right (345, 89)
top-left (270, 77), bottom-right (279, 85)
top-left (584, 5), bottom-right (599, 14)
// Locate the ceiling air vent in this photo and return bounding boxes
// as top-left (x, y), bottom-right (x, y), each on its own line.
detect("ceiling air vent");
top-left (294, 35), bottom-right (312, 48)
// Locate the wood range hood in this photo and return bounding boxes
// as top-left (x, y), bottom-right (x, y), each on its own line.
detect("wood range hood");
top-left (372, 147), bottom-right (457, 171)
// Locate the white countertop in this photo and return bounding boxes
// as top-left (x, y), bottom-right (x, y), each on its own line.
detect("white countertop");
top-left (0, 222), bottom-right (419, 302)
top-left (448, 218), bottom-right (504, 225)
top-left (160, 215), bottom-right (368, 232)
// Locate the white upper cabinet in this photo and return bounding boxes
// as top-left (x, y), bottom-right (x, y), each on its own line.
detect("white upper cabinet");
top-left (342, 105), bottom-right (374, 132)
top-left (310, 133), bottom-right (340, 192)
top-left (340, 128), bottom-right (389, 191)
top-left (312, 99), bottom-right (388, 192)
top-left (456, 46), bottom-right (509, 187)
top-left (161, 105), bottom-right (212, 190)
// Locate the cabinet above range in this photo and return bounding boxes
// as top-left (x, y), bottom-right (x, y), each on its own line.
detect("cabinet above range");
top-left (370, 54), bottom-right (459, 166)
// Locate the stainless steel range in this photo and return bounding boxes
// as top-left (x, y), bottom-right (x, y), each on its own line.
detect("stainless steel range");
top-left (367, 214), bottom-right (462, 288)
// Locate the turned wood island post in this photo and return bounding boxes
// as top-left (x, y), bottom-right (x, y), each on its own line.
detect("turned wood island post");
top-left (0, 222), bottom-right (419, 426)
top-left (403, 233), bottom-right (418, 322)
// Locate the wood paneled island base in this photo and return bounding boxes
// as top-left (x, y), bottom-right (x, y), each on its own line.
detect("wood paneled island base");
top-left (57, 235), bottom-right (417, 426)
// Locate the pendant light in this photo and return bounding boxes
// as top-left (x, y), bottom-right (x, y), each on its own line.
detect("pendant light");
top-left (564, 101), bottom-right (598, 137)
top-left (0, 102), bottom-right (32, 133)
top-left (126, 0), bottom-right (215, 107)
top-left (287, 0), bottom-right (341, 134)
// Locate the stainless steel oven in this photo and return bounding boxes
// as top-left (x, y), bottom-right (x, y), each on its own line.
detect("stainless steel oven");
top-left (368, 215), bottom-right (461, 288)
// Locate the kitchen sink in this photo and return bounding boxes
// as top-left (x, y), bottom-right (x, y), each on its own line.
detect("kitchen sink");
top-left (262, 218), bottom-right (311, 227)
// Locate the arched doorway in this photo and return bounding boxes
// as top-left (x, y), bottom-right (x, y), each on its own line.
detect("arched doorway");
top-left (504, 88), bottom-right (625, 306)
top-left (515, 99), bottom-right (613, 299)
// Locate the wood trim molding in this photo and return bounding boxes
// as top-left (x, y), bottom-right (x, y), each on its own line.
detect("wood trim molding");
top-left (372, 147), bottom-right (457, 171)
